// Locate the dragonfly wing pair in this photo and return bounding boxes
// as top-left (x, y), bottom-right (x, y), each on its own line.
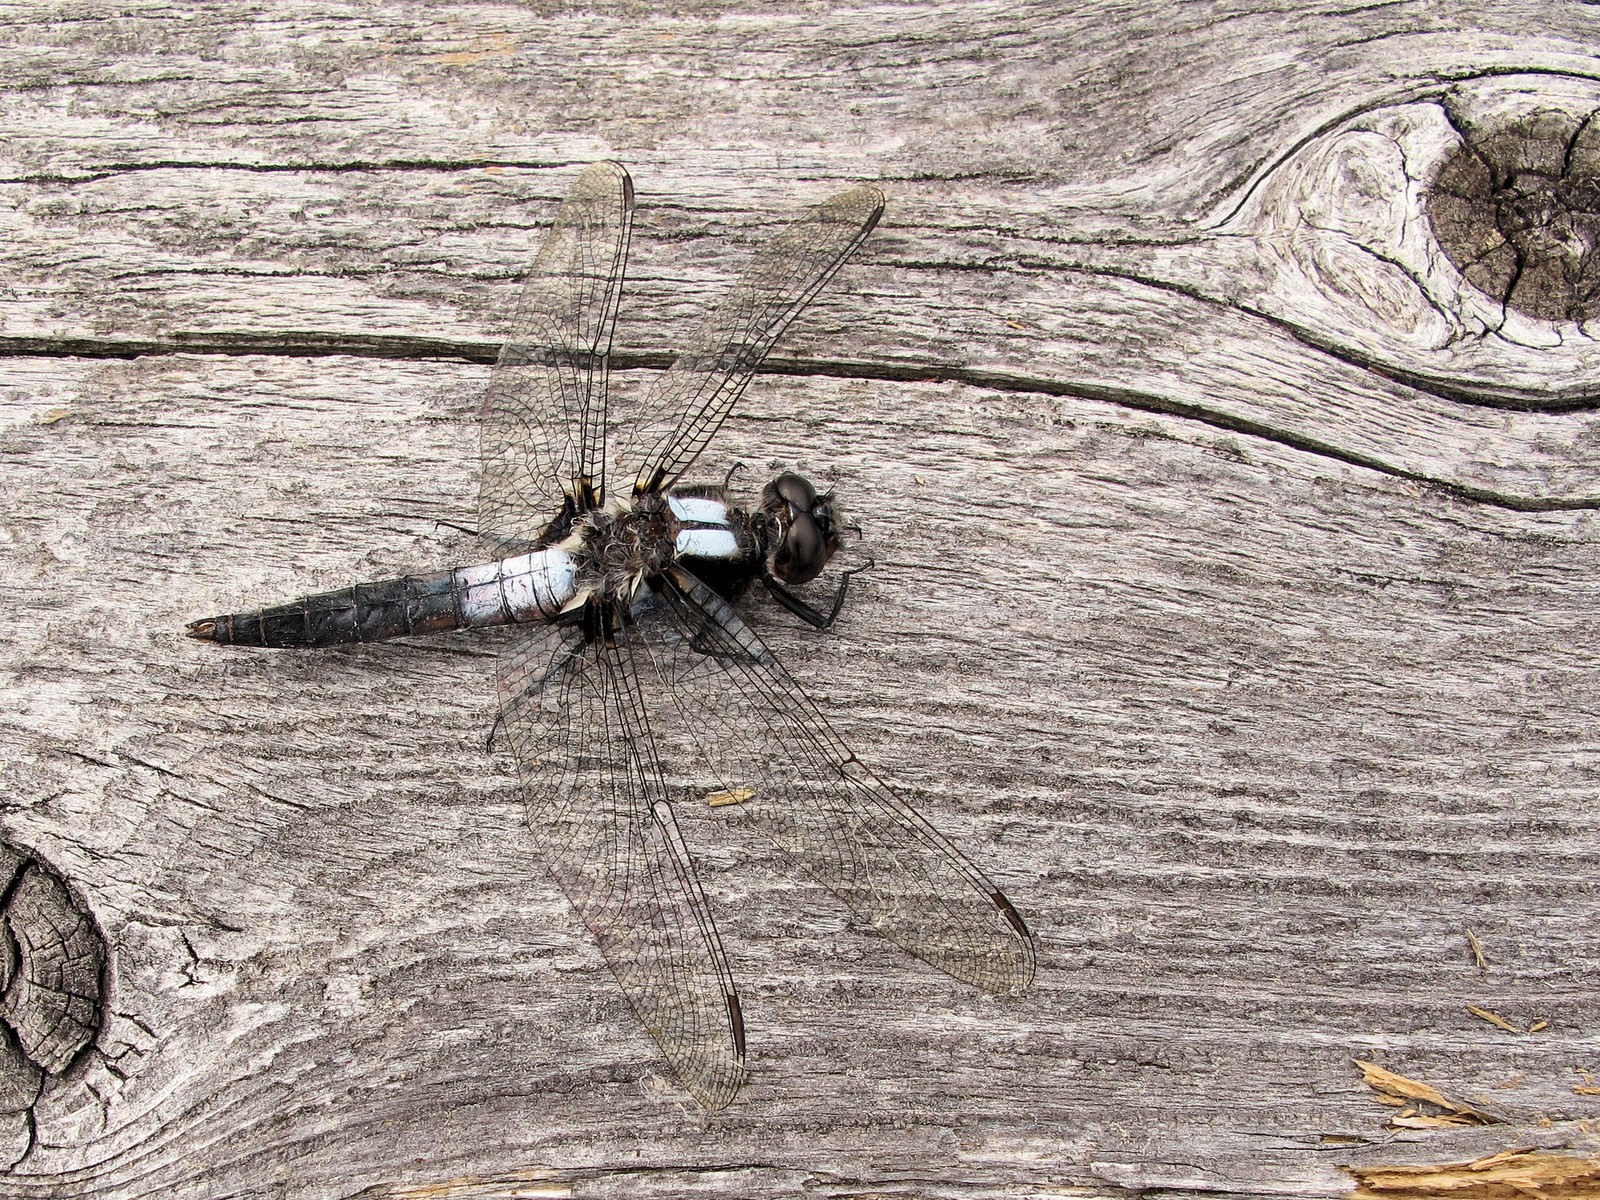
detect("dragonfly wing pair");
top-left (481, 163), bottom-right (1034, 1110)
top-left (478, 163), bottom-right (885, 545)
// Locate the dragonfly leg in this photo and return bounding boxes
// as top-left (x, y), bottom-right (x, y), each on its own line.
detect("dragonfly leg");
top-left (689, 619), bottom-right (766, 663)
top-left (761, 558), bottom-right (875, 631)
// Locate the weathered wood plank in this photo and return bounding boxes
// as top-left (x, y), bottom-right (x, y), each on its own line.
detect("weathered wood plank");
top-left (2, 1), bottom-right (1599, 1196)
top-left (5, 144), bottom-right (1600, 504)
top-left (4, 355), bottom-right (1599, 1196)
top-left (0, 8), bottom-right (1599, 507)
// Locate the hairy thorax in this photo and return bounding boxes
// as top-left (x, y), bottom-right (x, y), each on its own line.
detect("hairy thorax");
top-left (577, 496), bottom-right (675, 600)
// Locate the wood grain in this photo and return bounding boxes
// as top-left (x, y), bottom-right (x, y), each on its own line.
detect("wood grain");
top-left (1, 2), bottom-right (1598, 1197)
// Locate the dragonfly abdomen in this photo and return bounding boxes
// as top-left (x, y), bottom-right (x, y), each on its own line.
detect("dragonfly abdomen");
top-left (188, 550), bottom-right (579, 648)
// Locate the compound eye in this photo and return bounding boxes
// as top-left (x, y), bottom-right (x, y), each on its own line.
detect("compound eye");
top-left (771, 472), bottom-right (818, 510)
top-left (776, 514), bottom-right (827, 584)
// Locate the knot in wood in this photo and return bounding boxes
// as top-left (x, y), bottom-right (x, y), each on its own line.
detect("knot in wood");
top-left (1428, 109), bottom-right (1600, 322)
top-left (0, 842), bottom-right (107, 1115)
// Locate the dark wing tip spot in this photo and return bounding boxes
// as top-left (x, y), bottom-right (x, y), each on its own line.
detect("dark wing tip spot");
top-left (858, 186), bottom-right (887, 232)
top-left (992, 890), bottom-right (1038, 989)
top-left (992, 890), bottom-right (1030, 939)
top-left (727, 991), bottom-right (746, 1062)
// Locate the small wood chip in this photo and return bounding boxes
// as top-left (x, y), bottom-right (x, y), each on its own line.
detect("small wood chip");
top-left (1466, 927), bottom-right (1488, 969)
top-left (1355, 1061), bottom-right (1456, 1109)
top-left (704, 787), bottom-right (755, 808)
top-left (1466, 1004), bottom-right (1522, 1033)
top-left (1353, 1060), bottom-right (1502, 1126)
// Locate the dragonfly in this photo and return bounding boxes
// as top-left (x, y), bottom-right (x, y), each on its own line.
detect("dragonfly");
top-left (188, 163), bottom-right (1036, 1110)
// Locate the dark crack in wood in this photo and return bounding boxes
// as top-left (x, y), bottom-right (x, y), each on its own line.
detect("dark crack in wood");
top-left (1429, 108), bottom-right (1600, 323)
top-left (0, 332), bottom-right (1589, 513)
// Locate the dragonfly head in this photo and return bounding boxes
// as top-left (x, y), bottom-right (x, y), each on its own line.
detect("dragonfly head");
top-left (761, 472), bottom-right (840, 585)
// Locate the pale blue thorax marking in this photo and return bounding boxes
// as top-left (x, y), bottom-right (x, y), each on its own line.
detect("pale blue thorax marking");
top-left (669, 494), bottom-right (741, 561)
top-left (667, 495), bottom-right (728, 525)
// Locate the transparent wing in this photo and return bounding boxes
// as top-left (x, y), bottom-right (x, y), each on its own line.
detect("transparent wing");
top-left (631, 568), bottom-right (1037, 993)
top-left (479, 162), bottom-right (634, 552)
top-left (621, 183), bottom-right (885, 495)
top-left (497, 618), bottom-right (746, 1110)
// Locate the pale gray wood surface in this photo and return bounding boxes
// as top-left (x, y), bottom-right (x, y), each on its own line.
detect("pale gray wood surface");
top-left (1, 2), bottom-right (1598, 1197)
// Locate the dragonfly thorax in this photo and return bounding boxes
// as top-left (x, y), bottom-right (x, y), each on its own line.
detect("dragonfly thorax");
top-left (573, 496), bottom-right (676, 601)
